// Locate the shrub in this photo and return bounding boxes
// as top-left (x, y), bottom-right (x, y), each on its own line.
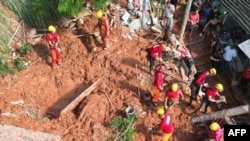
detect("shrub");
top-left (13, 57), bottom-right (26, 71)
top-left (57, 0), bottom-right (83, 18)
top-left (17, 43), bottom-right (32, 56)
top-left (0, 54), bottom-right (16, 76)
top-left (109, 114), bottom-right (136, 141)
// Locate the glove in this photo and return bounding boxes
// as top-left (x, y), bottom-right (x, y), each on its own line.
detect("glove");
top-left (56, 47), bottom-right (61, 52)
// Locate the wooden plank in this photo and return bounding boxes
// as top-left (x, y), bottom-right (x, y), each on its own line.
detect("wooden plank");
top-left (163, 70), bottom-right (190, 84)
top-left (60, 78), bottom-right (102, 115)
top-left (192, 105), bottom-right (250, 123)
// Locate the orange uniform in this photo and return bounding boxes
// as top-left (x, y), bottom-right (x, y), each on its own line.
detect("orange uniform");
top-left (45, 32), bottom-right (61, 65)
top-left (98, 16), bottom-right (110, 48)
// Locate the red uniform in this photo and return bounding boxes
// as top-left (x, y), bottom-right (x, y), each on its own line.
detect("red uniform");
top-left (45, 32), bottom-right (61, 65)
top-left (152, 69), bottom-right (164, 102)
top-left (154, 70), bottom-right (164, 89)
top-left (165, 87), bottom-right (181, 101)
top-left (188, 12), bottom-right (200, 26)
top-left (195, 71), bottom-right (209, 85)
top-left (209, 127), bottom-right (223, 141)
top-left (150, 45), bottom-right (163, 59)
top-left (45, 32), bottom-right (59, 45)
top-left (242, 68), bottom-right (250, 80)
top-left (206, 87), bottom-right (218, 99)
top-left (159, 113), bottom-right (173, 134)
top-left (98, 16), bottom-right (110, 48)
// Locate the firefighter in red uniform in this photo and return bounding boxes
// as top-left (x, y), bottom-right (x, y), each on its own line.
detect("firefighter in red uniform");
top-left (96, 10), bottom-right (110, 49)
top-left (156, 107), bottom-right (173, 141)
top-left (191, 83), bottom-right (226, 116)
top-left (45, 25), bottom-right (62, 69)
top-left (208, 122), bottom-right (223, 141)
top-left (151, 64), bottom-right (166, 105)
top-left (164, 83), bottom-right (184, 109)
top-left (189, 68), bottom-right (217, 106)
top-left (148, 43), bottom-right (167, 74)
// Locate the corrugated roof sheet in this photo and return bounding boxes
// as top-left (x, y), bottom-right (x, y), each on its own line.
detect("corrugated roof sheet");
top-left (220, 0), bottom-right (250, 34)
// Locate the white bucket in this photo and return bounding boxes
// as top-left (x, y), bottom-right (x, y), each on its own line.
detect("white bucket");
top-left (125, 106), bottom-right (135, 116)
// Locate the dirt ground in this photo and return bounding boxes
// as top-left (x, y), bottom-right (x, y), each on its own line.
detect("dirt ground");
top-left (0, 1), bottom-right (241, 141)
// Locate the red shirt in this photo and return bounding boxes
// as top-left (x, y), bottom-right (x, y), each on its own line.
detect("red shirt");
top-left (45, 32), bottom-right (59, 44)
top-left (206, 87), bottom-right (218, 99)
top-left (195, 71), bottom-right (209, 85)
top-left (154, 70), bottom-right (164, 89)
top-left (188, 12), bottom-right (200, 26)
top-left (242, 68), bottom-right (250, 80)
top-left (165, 87), bottom-right (181, 101)
top-left (150, 45), bottom-right (162, 59)
top-left (209, 127), bottom-right (223, 141)
top-left (159, 113), bottom-right (173, 133)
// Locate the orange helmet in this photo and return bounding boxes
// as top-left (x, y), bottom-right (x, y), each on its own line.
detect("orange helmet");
top-left (160, 43), bottom-right (166, 51)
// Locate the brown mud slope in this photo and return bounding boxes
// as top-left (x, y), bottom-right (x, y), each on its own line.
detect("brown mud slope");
top-left (0, 5), bottom-right (202, 141)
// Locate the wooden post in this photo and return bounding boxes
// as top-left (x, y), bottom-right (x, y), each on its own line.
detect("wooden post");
top-left (60, 78), bottom-right (102, 115)
top-left (192, 104), bottom-right (250, 123)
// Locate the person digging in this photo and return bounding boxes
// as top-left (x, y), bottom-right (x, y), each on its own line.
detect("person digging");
top-left (147, 43), bottom-right (167, 75)
top-left (45, 25), bottom-right (62, 70)
top-left (164, 83), bottom-right (184, 110)
top-left (151, 64), bottom-right (167, 106)
top-left (156, 107), bottom-right (174, 141)
top-left (94, 10), bottom-right (110, 49)
top-left (190, 83), bottom-right (226, 117)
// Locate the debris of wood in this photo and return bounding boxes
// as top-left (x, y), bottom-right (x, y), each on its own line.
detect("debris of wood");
top-left (60, 78), bottom-right (102, 115)
top-left (192, 104), bottom-right (250, 123)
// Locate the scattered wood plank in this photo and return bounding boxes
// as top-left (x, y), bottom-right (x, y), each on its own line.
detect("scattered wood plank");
top-left (163, 70), bottom-right (190, 84)
top-left (60, 78), bottom-right (102, 115)
top-left (192, 104), bottom-right (250, 123)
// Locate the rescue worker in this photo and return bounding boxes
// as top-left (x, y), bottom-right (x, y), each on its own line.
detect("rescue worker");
top-left (147, 43), bottom-right (167, 74)
top-left (191, 83), bottom-right (226, 116)
top-left (164, 83), bottom-right (184, 109)
top-left (151, 64), bottom-right (166, 105)
top-left (208, 122), bottom-right (223, 141)
top-left (188, 68), bottom-right (217, 106)
top-left (45, 25), bottom-right (62, 69)
top-left (95, 10), bottom-right (110, 49)
top-left (156, 107), bottom-right (173, 141)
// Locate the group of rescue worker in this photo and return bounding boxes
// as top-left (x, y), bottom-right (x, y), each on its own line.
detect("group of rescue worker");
top-left (44, 7), bottom-right (225, 141)
top-left (45, 10), bottom-right (109, 70)
top-left (147, 41), bottom-right (226, 141)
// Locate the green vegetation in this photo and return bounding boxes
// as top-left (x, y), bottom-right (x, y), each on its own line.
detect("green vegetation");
top-left (0, 54), bottom-right (15, 76)
top-left (58, 0), bottom-right (83, 18)
top-left (94, 0), bottom-right (110, 9)
top-left (17, 43), bottom-right (32, 56)
top-left (13, 57), bottom-right (26, 71)
top-left (109, 114), bottom-right (136, 141)
top-left (2, 0), bottom-right (62, 29)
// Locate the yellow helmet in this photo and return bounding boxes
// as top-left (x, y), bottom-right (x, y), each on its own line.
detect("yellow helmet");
top-left (210, 122), bottom-right (220, 131)
top-left (171, 83), bottom-right (179, 92)
top-left (215, 83), bottom-right (224, 92)
top-left (156, 107), bottom-right (164, 115)
top-left (209, 68), bottom-right (216, 75)
top-left (48, 25), bottom-right (56, 33)
top-left (97, 10), bottom-right (103, 19)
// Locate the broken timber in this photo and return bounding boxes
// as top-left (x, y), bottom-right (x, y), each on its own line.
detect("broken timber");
top-left (60, 78), bottom-right (102, 115)
top-left (163, 70), bottom-right (190, 84)
top-left (192, 104), bottom-right (250, 123)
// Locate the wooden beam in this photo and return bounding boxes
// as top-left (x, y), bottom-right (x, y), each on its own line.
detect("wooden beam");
top-left (192, 105), bottom-right (250, 123)
top-left (60, 78), bottom-right (102, 115)
top-left (163, 70), bottom-right (190, 84)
